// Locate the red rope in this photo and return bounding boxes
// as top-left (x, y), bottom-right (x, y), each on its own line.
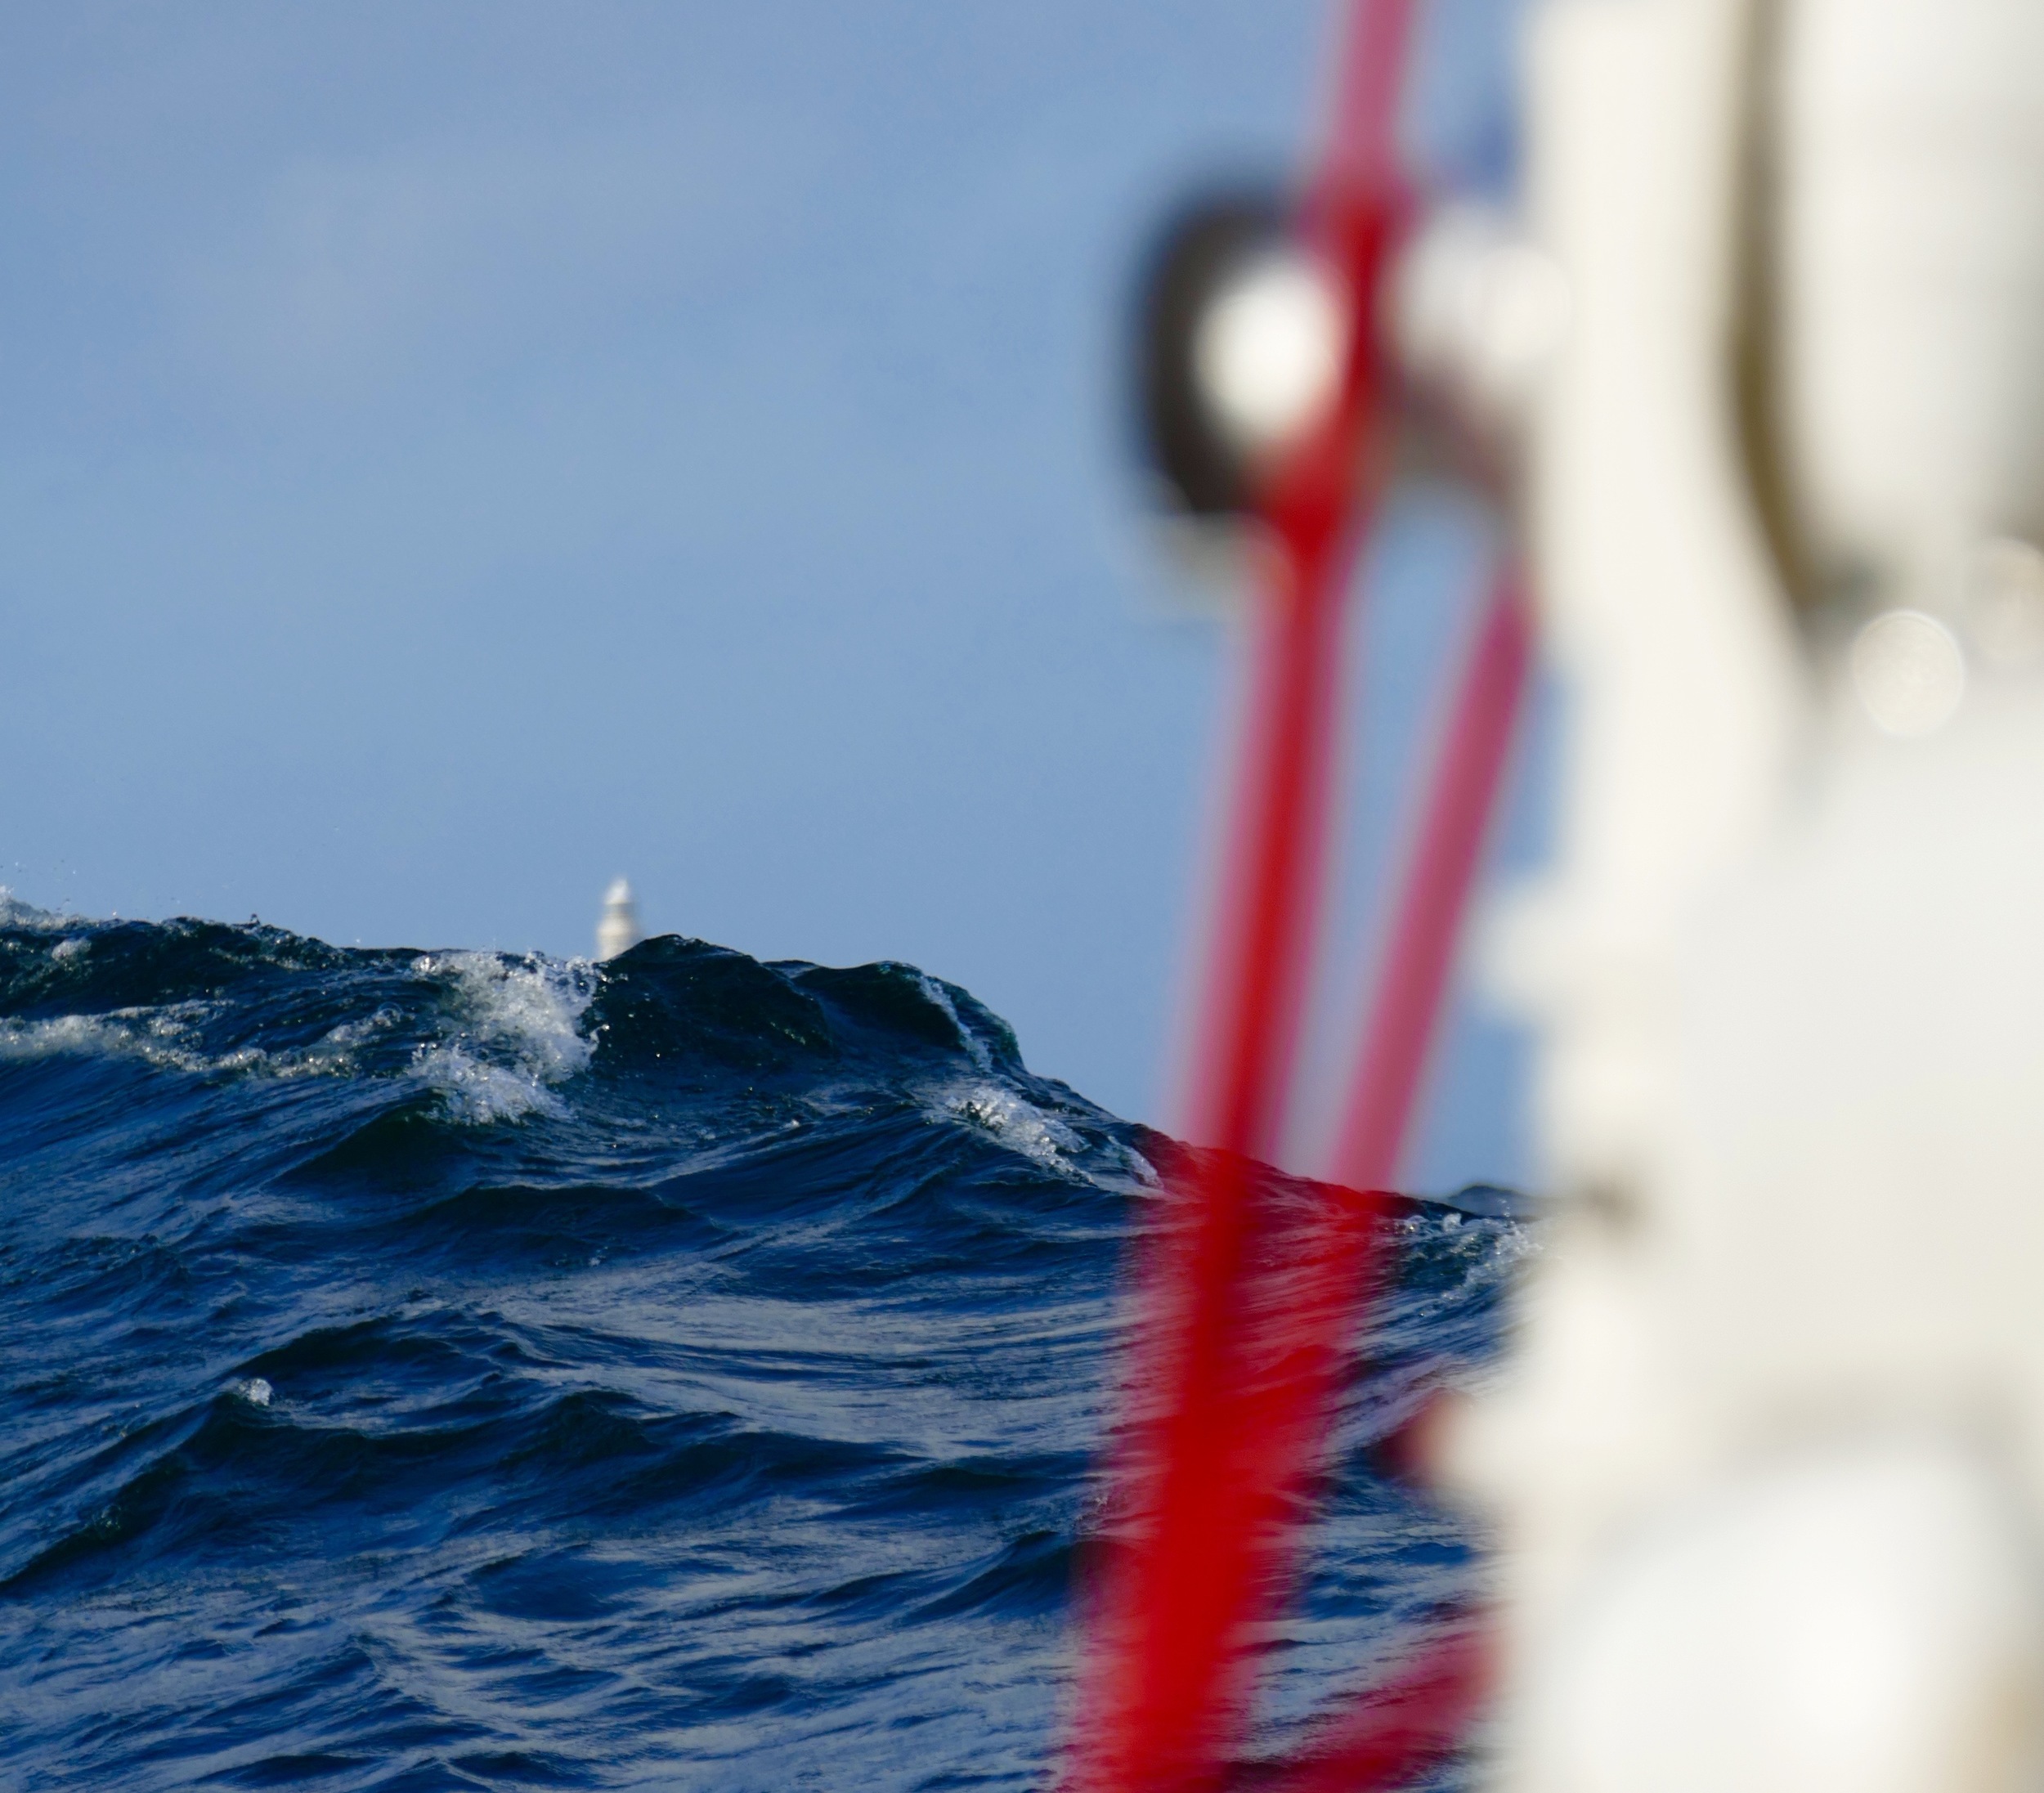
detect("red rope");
top-left (1061, 4), bottom-right (1532, 1788)
top-left (1059, 201), bottom-right (1400, 1793)
top-left (1227, 1626), bottom-right (1490, 1793)
top-left (1330, 563), bottom-right (1531, 1193)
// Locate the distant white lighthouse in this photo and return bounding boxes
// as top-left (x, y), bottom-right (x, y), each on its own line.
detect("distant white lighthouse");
top-left (595, 877), bottom-right (641, 961)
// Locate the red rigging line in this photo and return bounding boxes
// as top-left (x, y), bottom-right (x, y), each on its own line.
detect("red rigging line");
top-left (1181, 0), bottom-right (1418, 1183)
top-left (1063, 1), bottom-right (1531, 1788)
top-left (1318, 0), bottom-right (1420, 204)
top-left (1331, 564), bottom-right (1531, 1195)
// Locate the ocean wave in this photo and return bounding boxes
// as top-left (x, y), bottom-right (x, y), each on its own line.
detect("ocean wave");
top-left (0, 910), bottom-right (1524, 1790)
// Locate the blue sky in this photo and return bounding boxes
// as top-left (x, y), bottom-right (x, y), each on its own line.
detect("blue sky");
top-left (0, 1), bottom-right (1537, 1188)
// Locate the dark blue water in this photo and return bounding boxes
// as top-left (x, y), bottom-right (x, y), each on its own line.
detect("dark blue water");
top-left (0, 899), bottom-right (1528, 1790)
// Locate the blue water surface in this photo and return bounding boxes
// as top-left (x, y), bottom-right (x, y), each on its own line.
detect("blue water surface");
top-left (0, 902), bottom-right (1526, 1789)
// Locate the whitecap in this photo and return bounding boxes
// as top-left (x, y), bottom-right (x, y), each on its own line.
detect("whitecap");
top-left (938, 1081), bottom-right (1083, 1168)
top-left (0, 1002), bottom-right (377, 1083)
top-left (406, 952), bottom-right (598, 1124)
top-left (0, 888), bottom-right (66, 930)
top-left (913, 972), bottom-right (994, 1074)
top-left (0, 1007), bottom-right (217, 1074)
top-left (411, 1041), bottom-right (570, 1125)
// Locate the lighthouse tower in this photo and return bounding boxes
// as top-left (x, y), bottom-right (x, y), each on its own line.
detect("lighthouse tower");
top-left (595, 878), bottom-right (641, 961)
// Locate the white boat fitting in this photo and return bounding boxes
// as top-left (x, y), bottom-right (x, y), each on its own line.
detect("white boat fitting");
top-left (1430, 2), bottom-right (2044, 1787)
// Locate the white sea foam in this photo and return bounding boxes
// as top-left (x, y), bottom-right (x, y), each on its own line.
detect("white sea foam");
top-left (0, 1005), bottom-right (231, 1075)
top-left (939, 1081), bottom-right (1084, 1169)
top-left (913, 972), bottom-right (994, 1074)
top-left (0, 937), bottom-right (598, 1124)
top-left (1121, 1143), bottom-right (1163, 1189)
top-left (0, 1001), bottom-right (388, 1082)
top-left (413, 1043), bottom-right (572, 1124)
top-left (237, 1378), bottom-right (273, 1407)
top-left (406, 952), bottom-right (598, 1124)
top-left (0, 1013), bottom-right (141, 1065)
top-left (0, 888), bottom-right (66, 930)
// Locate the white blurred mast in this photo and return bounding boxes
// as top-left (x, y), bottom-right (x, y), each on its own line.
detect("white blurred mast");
top-left (595, 877), bottom-right (641, 961)
top-left (1428, 2), bottom-right (2044, 1788)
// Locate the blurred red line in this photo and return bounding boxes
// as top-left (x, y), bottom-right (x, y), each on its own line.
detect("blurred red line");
top-left (1227, 1625), bottom-right (1489, 1793)
top-left (1069, 1164), bottom-right (1387, 1793)
top-left (1329, 563), bottom-right (1531, 1194)
top-left (1061, 2), bottom-right (1490, 1787)
top-left (1065, 307), bottom-right (1391, 1793)
top-left (1186, 530), bottom-right (1352, 1168)
top-left (1196, 0), bottom-right (1421, 1176)
top-left (1317, 0), bottom-right (1420, 210)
